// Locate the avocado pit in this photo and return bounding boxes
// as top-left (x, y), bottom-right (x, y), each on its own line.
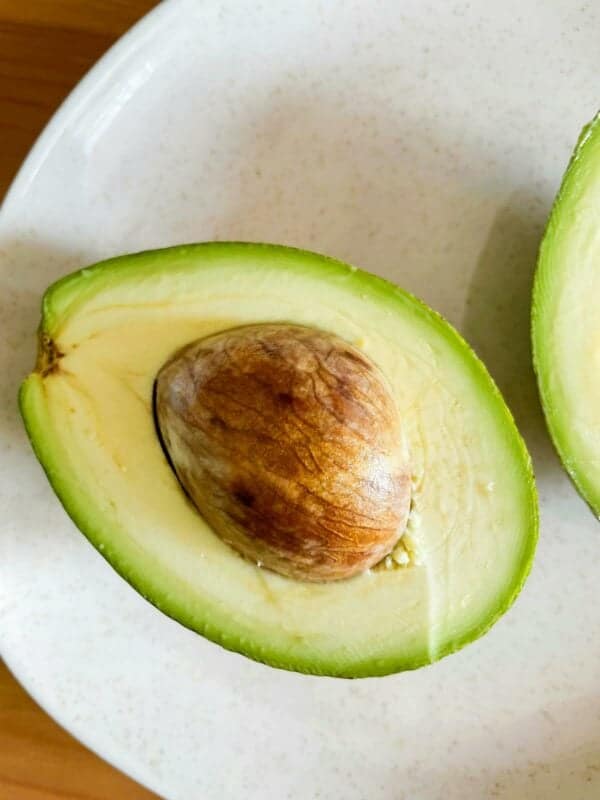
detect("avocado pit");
top-left (155, 323), bottom-right (411, 581)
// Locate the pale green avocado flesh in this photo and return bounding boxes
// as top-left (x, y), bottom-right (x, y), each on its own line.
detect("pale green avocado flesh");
top-left (534, 112), bottom-right (600, 514)
top-left (20, 243), bottom-right (537, 677)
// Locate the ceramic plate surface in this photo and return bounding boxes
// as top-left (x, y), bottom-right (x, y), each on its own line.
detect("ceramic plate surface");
top-left (1, 1), bottom-right (599, 797)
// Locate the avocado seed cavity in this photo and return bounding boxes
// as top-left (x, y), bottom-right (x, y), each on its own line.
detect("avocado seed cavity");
top-left (155, 324), bottom-right (411, 582)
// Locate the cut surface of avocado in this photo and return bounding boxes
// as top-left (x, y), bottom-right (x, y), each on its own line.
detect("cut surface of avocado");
top-left (533, 112), bottom-right (600, 514)
top-left (20, 243), bottom-right (538, 677)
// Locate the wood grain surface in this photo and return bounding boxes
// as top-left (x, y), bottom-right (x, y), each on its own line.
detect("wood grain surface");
top-left (1, 4), bottom-right (162, 797)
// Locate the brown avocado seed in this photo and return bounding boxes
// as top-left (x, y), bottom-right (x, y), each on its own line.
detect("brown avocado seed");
top-left (155, 324), bottom-right (411, 582)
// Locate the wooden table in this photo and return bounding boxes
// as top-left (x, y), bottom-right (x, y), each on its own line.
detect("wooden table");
top-left (1, 4), bottom-right (161, 796)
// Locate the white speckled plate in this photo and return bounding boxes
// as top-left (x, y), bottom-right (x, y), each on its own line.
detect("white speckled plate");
top-left (2, 1), bottom-right (600, 797)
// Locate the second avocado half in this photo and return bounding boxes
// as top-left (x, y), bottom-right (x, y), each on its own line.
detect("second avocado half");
top-left (534, 112), bottom-right (600, 516)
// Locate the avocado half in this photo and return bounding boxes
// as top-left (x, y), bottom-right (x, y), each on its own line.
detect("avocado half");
top-left (20, 243), bottom-right (537, 677)
top-left (533, 112), bottom-right (600, 514)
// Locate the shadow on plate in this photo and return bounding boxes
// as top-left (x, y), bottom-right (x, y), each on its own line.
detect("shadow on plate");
top-left (462, 189), bottom-right (563, 484)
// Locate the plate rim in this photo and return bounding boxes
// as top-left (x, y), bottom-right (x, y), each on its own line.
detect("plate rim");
top-left (0, 0), bottom-right (176, 216)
